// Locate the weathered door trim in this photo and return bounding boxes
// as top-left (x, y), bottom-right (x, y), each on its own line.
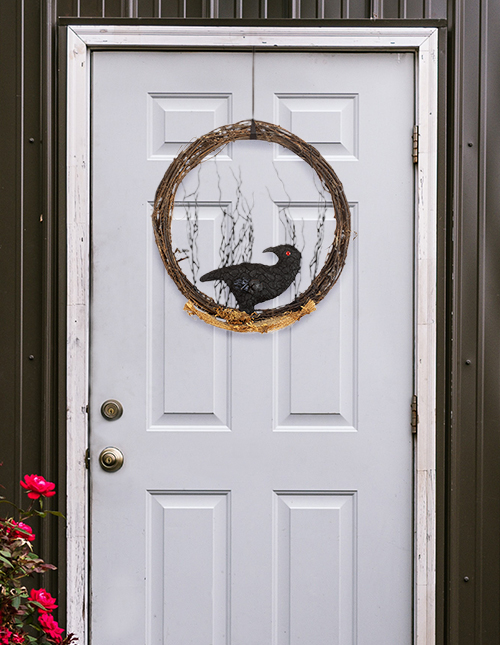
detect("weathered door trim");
top-left (66, 25), bottom-right (438, 644)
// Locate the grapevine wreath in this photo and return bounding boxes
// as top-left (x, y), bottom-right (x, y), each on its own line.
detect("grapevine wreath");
top-left (152, 120), bottom-right (351, 333)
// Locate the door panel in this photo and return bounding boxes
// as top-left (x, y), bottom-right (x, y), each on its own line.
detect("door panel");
top-left (148, 491), bottom-right (230, 644)
top-left (274, 492), bottom-right (355, 644)
top-left (91, 50), bottom-right (414, 644)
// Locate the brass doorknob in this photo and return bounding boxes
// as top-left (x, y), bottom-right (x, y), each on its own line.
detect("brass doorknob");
top-left (101, 399), bottom-right (123, 420)
top-left (99, 447), bottom-right (124, 472)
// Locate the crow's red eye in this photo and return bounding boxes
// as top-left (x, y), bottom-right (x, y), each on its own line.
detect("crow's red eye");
top-left (286, 251), bottom-right (291, 256)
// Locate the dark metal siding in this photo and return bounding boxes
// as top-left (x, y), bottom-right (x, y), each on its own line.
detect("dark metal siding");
top-left (2, 0), bottom-right (499, 643)
top-left (0, 0), bottom-right (64, 619)
top-left (482, 4), bottom-right (500, 640)
top-left (57, 0), bottom-right (448, 18)
top-left (446, 1), bottom-right (500, 642)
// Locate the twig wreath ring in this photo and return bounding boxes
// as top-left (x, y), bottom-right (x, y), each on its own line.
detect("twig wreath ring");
top-left (152, 120), bottom-right (351, 333)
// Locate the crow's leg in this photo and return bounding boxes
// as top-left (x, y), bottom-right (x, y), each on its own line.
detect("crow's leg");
top-left (234, 295), bottom-right (254, 314)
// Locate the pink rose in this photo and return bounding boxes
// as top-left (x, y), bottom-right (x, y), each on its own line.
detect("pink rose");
top-left (38, 613), bottom-right (64, 643)
top-left (9, 520), bottom-right (35, 542)
top-left (30, 588), bottom-right (58, 613)
top-left (20, 474), bottom-right (56, 499)
top-left (11, 633), bottom-right (25, 644)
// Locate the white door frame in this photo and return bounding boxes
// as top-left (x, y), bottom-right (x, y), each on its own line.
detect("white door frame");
top-left (66, 25), bottom-right (438, 645)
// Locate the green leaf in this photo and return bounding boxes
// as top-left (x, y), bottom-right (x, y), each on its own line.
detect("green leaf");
top-left (0, 554), bottom-right (13, 567)
top-left (0, 499), bottom-right (23, 512)
top-left (30, 600), bottom-right (49, 611)
top-left (0, 548), bottom-right (11, 557)
top-left (47, 510), bottom-right (66, 519)
top-left (12, 594), bottom-right (21, 609)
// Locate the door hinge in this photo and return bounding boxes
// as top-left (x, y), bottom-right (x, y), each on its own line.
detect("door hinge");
top-left (411, 395), bottom-right (419, 433)
top-left (85, 448), bottom-right (90, 470)
top-left (412, 125), bottom-right (419, 164)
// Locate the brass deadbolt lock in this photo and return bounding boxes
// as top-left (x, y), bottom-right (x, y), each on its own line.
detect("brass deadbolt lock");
top-left (101, 399), bottom-right (123, 421)
top-left (99, 447), bottom-right (124, 472)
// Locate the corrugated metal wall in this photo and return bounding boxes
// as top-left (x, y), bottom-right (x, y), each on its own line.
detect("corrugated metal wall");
top-left (57, 0), bottom-right (447, 19)
top-left (2, 0), bottom-right (500, 642)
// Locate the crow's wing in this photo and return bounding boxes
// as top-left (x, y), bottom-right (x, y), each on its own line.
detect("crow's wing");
top-left (232, 277), bottom-right (264, 294)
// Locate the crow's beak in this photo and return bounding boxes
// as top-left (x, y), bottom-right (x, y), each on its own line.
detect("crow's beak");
top-left (263, 246), bottom-right (276, 254)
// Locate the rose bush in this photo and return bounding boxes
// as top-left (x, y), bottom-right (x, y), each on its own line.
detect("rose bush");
top-left (0, 473), bottom-right (77, 644)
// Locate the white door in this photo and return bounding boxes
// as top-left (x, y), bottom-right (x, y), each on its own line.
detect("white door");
top-left (90, 50), bottom-right (414, 644)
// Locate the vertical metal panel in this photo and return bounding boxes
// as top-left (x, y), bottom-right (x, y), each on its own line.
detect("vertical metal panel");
top-left (428, 0), bottom-right (447, 19)
top-left (103, 0), bottom-right (124, 15)
top-left (138, 0), bottom-right (159, 16)
top-left (57, 0), bottom-right (79, 15)
top-left (268, 0), bottom-right (291, 18)
top-left (185, 0), bottom-right (204, 18)
top-left (346, 0), bottom-right (369, 19)
top-left (323, 0), bottom-right (343, 19)
top-left (242, 0), bottom-right (261, 19)
top-left (0, 0), bottom-right (22, 508)
top-left (382, 0), bottom-right (403, 19)
top-left (80, 0), bottom-right (105, 16)
top-left (218, 0), bottom-right (236, 19)
top-left (298, 0), bottom-right (318, 18)
top-left (160, 0), bottom-right (184, 18)
top-left (448, 0), bottom-right (481, 641)
top-left (405, 0), bottom-right (424, 19)
top-left (23, 0), bottom-right (44, 481)
top-left (481, 2), bottom-right (500, 639)
top-left (43, 1), bottom-right (67, 619)
top-left (160, 0), bottom-right (184, 17)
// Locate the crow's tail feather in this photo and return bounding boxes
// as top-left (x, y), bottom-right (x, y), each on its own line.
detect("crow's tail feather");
top-left (200, 268), bottom-right (224, 282)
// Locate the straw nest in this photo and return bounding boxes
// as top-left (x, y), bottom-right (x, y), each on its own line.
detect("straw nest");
top-left (152, 120), bottom-right (350, 333)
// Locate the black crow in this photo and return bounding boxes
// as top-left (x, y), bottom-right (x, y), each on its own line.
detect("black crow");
top-left (200, 244), bottom-right (301, 314)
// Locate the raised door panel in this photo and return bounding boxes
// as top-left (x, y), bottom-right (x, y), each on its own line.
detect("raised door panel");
top-left (147, 492), bottom-right (230, 643)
